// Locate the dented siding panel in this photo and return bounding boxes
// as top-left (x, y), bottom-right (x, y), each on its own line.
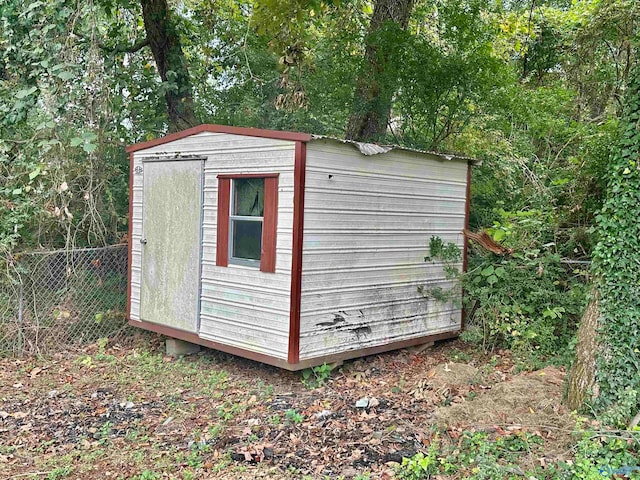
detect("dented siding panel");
top-left (129, 132), bottom-right (294, 360)
top-left (299, 139), bottom-right (467, 360)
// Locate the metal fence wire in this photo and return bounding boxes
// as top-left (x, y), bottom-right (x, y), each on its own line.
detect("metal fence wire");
top-left (0, 244), bottom-right (130, 356)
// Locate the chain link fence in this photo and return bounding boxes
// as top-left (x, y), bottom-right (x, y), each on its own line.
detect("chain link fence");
top-left (0, 244), bottom-right (130, 356)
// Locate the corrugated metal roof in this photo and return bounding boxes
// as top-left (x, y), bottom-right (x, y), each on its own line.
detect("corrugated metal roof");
top-left (126, 124), bottom-right (481, 165)
top-left (310, 135), bottom-right (481, 165)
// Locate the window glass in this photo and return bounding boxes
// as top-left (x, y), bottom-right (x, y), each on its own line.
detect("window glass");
top-left (233, 178), bottom-right (264, 216)
top-left (231, 220), bottom-right (262, 260)
top-left (230, 178), bottom-right (264, 263)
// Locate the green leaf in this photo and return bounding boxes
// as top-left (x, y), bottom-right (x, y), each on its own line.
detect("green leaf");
top-left (81, 132), bottom-right (98, 141)
top-left (15, 87), bottom-right (37, 99)
top-left (12, 188), bottom-right (22, 195)
top-left (481, 265), bottom-right (494, 277)
top-left (492, 229), bottom-right (506, 242)
top-left (55, 71), bottom-right (75, 81)
top-left (83, 143), bottom-right (97, 153)
top-left (70, 137), bottom-right (84, 147)
top-left (28, 167), bottom-right (41, 180)
top-left (486, 274), bottom-right (498, 285)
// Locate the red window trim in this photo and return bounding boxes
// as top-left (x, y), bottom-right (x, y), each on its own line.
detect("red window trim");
top-left (217, 173), bottom-right (279, 179)
top-left (216, 174), bottom-right (279, 273)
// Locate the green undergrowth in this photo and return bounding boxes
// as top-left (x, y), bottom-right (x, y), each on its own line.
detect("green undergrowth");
top-left (424, 233), bottom-right (588, 369)
top-left (395, 428), bottom-right (640, 480)
top-left (590, 62), bottom-right (640, 421)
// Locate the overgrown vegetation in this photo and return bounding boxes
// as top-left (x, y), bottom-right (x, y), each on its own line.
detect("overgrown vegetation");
top-left (464, 249), bottom-right (587, 363)
top-left (395, 429), bottom-right (640, 480)
top-left (423, 234), bottom-right (587, 366)
top-left (590, 61), bottom-right (640, 422)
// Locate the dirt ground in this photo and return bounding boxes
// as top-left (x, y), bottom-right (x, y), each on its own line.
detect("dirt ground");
top-left (0, 335), bottom-right (575, 479)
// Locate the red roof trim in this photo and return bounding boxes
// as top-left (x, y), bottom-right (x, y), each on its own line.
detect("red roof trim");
top-left (126, 124), bottom-right (312, 153)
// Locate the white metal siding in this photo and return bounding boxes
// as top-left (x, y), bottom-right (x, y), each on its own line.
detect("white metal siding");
top-left (130, 132), bottom-right (294, 359)
top-left (299, 139), bottom-right (467, 360)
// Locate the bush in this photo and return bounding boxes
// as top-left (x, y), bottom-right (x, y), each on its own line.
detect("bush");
top-left (464, 249), bottom-right (587, 362)
top-left (423, 234), bottom-right (587, 364)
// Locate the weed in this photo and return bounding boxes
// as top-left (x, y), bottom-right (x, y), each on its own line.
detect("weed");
top-left (395, 438), bottom-right (447, 479)
top-left (285, 408), bottom-right (304, 424)
top-left (270, 414), bottom-right (281, 425)
top-left (216, 401), bottom-right (246, 422)
top-left (131, 449), bottom-right (145, 464)
top-left (47, 466), bottom-right (73, 480)
top-left (96, 421), bottom-right (112, 443)
top-left (207, 370), bottom-right (229, 391)
top-left (301, 363), bottom-right (333, 389)
top-left (35, 439), bottom-right (56, 453)
top-left (186, 449), bottom-right (203, 468)
top-left (256, 380), bottom-right (274, 397)
top-left (208, 424), bottom-right (224, 440)
top-left (391, 376), bottom-right (406, 394)
top-left (131, 471), bottom-right (161, 480)
top-left (210, 453), bottom-right (232, 473)
top-left (446, 348), bottom-right (472, 363)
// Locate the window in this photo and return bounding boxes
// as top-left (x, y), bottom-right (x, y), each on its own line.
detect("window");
top-left (230, 178), bottom-right (264, 264)
top-left (216, 174), bottom-right (278, 272)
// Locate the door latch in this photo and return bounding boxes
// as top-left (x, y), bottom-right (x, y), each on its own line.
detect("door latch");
top-left (140, 238), bottom-right (147, 245)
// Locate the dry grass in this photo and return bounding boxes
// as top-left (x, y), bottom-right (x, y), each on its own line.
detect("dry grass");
top-left (435, 366), bottom-right (575, 460)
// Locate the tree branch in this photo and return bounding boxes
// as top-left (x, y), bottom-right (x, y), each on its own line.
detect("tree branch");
top-left (75, 31), bottom-right (149, 54)
top-left (112, 37), bottom-right (150, 53)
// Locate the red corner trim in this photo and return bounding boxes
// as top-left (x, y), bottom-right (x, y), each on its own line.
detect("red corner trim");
top-left (289, 141), bottom-right (306, 364)
top-left (126, 124), bottom-right (312, 153)
top-left (261, 177), bottom-right (278, 273)
top-left (216, 178), bottom-right (231, 267)
top-left (126, 152), bottom-right (134, 320)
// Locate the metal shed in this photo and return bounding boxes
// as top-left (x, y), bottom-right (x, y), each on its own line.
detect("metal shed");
top-left (126, 124), bottom-right (475, 370)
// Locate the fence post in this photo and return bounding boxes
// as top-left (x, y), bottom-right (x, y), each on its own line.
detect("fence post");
top-left (16, 280), bottom-right (24, 353)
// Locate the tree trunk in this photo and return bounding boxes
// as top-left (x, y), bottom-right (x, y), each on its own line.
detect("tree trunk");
top-left (345, 0), bottom-right (414, 142)
top-left (140, 0), bottom-right (198, 132)
top-left (566, 290), bottom-right (600, 411)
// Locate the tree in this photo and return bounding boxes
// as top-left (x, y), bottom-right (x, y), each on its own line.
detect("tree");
top-left (345, 0), bottom-right (415, 142)
top-left (139, 0), bottom-right (198, 132)
top-left (567, 57), bottom-right (640, 424)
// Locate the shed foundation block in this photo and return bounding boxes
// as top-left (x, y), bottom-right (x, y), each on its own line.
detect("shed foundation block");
top-left (407, 341), bottom-right (435, 355)
top-left (166, 338), bottom-right (201, 357)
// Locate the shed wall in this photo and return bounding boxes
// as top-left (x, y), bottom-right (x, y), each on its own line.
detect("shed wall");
top-left (299, 139), bottom-right (467, 360)
top-left (130, 132), bottom-right (295, 359)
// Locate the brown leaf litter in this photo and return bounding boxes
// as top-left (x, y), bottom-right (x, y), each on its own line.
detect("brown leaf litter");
top-left (435, 365), bottom-right (574, 459)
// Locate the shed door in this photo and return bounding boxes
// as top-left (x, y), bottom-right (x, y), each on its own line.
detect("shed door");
top-left (140, 159), bottom-right (203, 333)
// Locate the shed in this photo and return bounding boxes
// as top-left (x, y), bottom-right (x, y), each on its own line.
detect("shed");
top-left (126, 124), bottom-right (475, 370)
